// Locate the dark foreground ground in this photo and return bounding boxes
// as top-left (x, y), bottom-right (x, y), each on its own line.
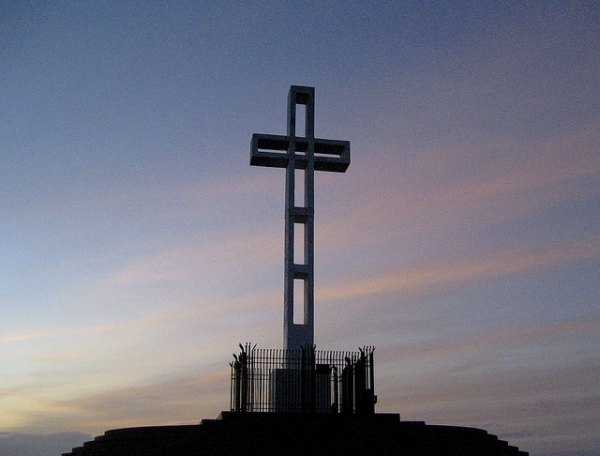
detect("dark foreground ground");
top-left (63, 412), bottom-right (528, 456)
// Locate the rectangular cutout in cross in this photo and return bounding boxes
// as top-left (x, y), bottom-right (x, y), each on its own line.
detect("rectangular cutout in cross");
top-left (294, 223), bottom-right (305, 264)
top-left (314, 141), bottom-right (348, 158)
top-left (293, 278), bottom-right (305, 325)
top-left (295, 169), bottom-right (305, 207)
top-left (295, 103), bottom-right (306, 138)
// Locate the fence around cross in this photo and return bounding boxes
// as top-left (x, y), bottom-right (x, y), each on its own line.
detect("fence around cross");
top-left (230, 344), bottom-right (376, 414)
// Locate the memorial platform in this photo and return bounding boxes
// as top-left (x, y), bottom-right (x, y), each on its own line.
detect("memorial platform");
top-left (64, 412), bottom-right (528, 456)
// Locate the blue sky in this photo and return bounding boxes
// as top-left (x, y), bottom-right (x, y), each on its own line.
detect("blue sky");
top-left (1, 2), bottom-right (599, 455)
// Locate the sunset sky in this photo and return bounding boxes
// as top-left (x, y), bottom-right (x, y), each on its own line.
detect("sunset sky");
top-left (2, 2), bottom-right (599, 455)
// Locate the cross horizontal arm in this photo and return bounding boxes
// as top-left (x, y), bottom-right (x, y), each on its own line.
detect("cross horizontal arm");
top-left (250, 133), bottom-right (350, 173)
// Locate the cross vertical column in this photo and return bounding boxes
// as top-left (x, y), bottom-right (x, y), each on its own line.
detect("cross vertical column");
top-left (284, 86), bottom-right (315, 350)
top-left (250, 86), bottom-right (350, 350)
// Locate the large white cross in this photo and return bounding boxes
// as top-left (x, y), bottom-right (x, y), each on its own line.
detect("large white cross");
top-left (251, 86), bottom-right (350, 350)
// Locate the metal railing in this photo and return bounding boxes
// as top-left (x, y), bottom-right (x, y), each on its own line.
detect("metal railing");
top-left (230, 344), bottom-right (376, 414)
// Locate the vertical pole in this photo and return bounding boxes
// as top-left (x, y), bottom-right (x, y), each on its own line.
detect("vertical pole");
top-left (284, 86), bottom-right (315, 350)
top-left (304, 90), bottom-right (315, 342)
top-left (284, 152), bottom-right (295, 349)
top-left (284, 88), bottom-right (296, 350)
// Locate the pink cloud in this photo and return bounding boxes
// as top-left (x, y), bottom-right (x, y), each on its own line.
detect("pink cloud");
top-left (378, 315), bottom-right (600, 364)
top-left (316, 238), bottom-right (600, 303)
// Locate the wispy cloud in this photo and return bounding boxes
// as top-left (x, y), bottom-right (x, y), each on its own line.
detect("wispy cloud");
top-left (103, 227), bottom-right (281, 287)
top-left (378, 315), bottom-right (600, 365)
top-left (315, 121), bottom-right (600, 262)
top-left (17, 369), bottom-right (231, 435)
top-left (317, 239), bottom-right (600, 303)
